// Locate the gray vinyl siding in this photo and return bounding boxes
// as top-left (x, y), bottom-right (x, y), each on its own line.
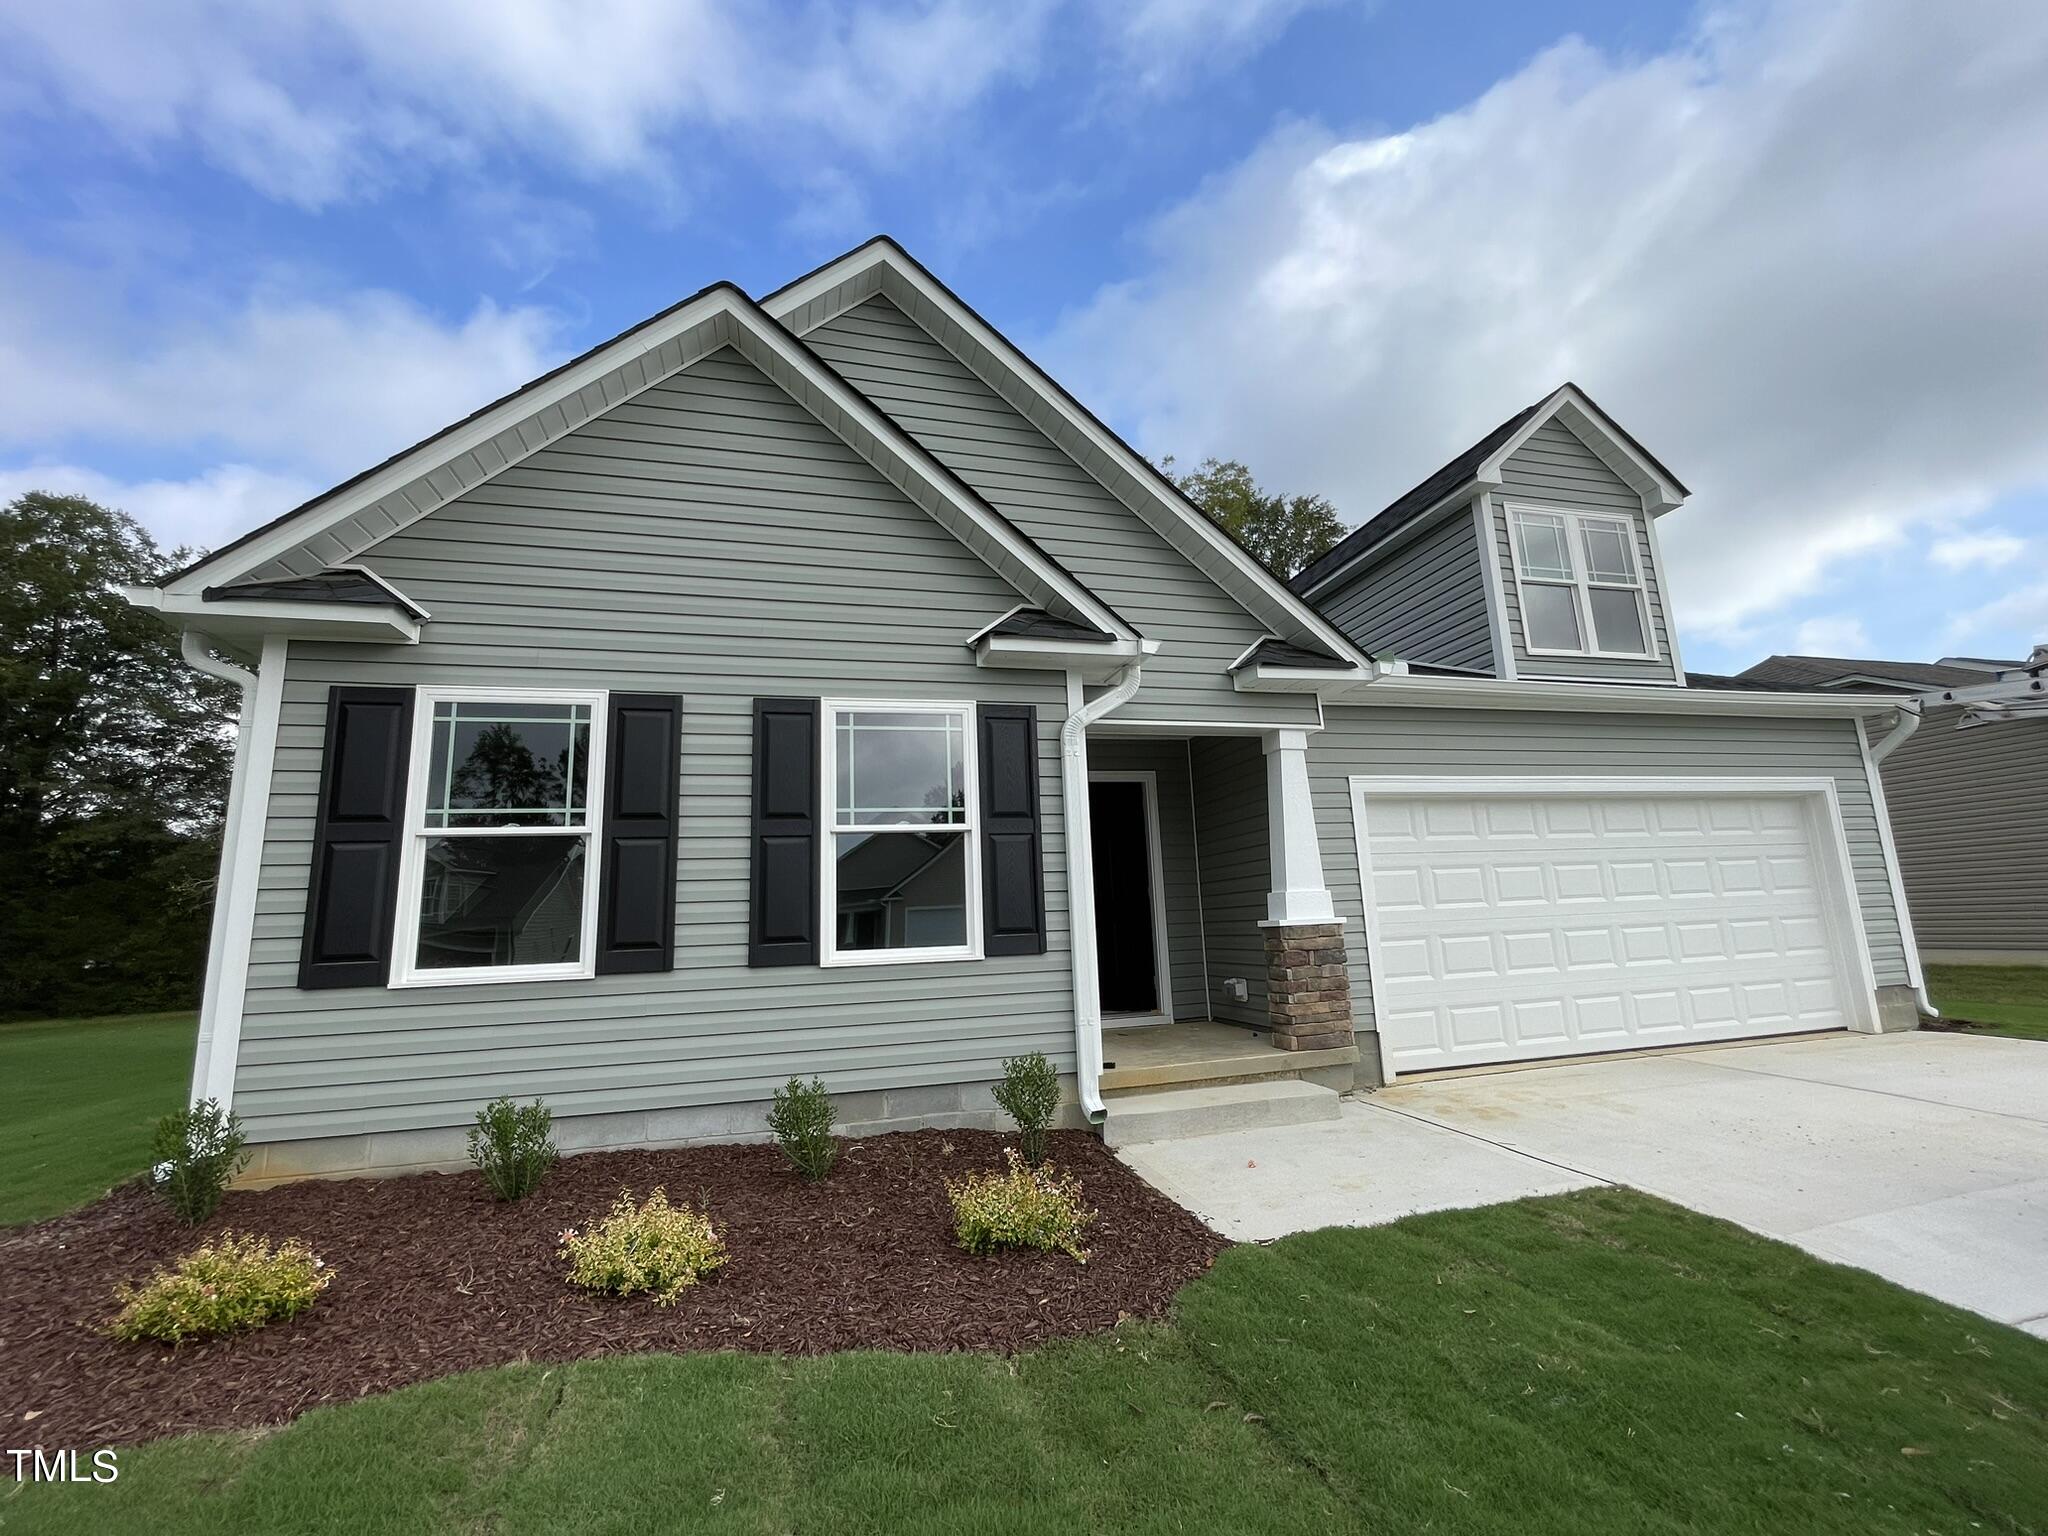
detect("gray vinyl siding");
top-left (1191, 737), bottom-right (1271, 1027)
top-left (1877, 704), bottom-right (2048, 957)
top-left (807, 298), bottom-right (1316, 729)
top-left (236, 346), bottom-right (1074, 1143)
top-left (1308, 706), bottom-right (1912, 1033)
top-left (1316, 504), bottom-right (1493, 670)
top-left (1086, 738), bottom-right (1207, 1017)
top-left (1493, 419), bottom-right (1679, 683)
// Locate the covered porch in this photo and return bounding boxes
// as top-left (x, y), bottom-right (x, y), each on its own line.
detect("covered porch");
top-left (1080, 725), bottom-right (1361, 1095)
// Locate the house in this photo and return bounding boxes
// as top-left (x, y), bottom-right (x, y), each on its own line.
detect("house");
top-left (1740, 651), bottom-right (2048, 964)
top-left (129, 237), bottom-right (1926, 1181)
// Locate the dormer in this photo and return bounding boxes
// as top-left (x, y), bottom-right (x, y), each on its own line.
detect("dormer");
top-left (1292, 384), bottom-right (1691, 686)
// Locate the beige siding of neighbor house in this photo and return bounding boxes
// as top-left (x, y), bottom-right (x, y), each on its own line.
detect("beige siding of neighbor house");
top-left (1492, 419), bottom-right (1680, 683)
top-left (1876, 704), bottom-right (2048, 960)
top-left (806, 297), bottom-right (1317, 728)
top-left (235, 347), bottom-right (1076, 1144)
top-left (1308, 705), bottom-right (1913, 1038)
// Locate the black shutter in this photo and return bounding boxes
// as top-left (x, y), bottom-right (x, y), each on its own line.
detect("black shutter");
top-left (299, 686), bottom-right (414, 990)
top-left (978, 704), bottom-right (1046, 957)
top-left (749, 697), bottom-right (818, 967)
top-left (595, 693), bottom-right (681, 975)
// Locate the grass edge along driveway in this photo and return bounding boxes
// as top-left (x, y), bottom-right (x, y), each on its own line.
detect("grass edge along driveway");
top-left (1927, 963), bottom-right (2048, 1041)
top-left (12, 1188), bottom-right (2045, 1535)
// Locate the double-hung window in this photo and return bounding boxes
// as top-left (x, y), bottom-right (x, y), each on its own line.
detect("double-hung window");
top-left (821, 700), bottom-right (980, 965)
top-left (394, 687), bottom-right (607, 986)
top-left (1507, 505), bottom-right (1655, 658)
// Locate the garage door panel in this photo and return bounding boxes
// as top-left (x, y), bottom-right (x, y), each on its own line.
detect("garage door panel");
top-left (1360, 786), bottom-right (1858, 1072)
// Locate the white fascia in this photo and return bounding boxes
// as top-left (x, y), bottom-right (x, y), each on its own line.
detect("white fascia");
top-left (974, 634), bottom-right (1150, 683)
top-left (1476, 385), bottom-right (1688, 514)
top-left (126, 585), bottom-right (421, 647)
top-left (1326, 671), bottom-right (1913, 717)
top-left (763, 239), bottom-right (1370, 669)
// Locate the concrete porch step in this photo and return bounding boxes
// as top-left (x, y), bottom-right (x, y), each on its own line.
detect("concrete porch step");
top-left (1101, 1079), bottom-right (1343, 1148)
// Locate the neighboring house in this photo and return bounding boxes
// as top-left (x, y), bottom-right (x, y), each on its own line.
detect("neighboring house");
top-left (131, 238), bottom-right (1925, 1181)
top-left (1740, 652), bottom-right (2048, 964)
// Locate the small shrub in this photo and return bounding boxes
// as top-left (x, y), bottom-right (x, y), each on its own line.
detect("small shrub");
top-left (110, 1233), bottom-right (332, 1344)
top-left (149, 1098), bottom-right (250, 1224)
top-left (946, 1149), bottom-right (1094, 1263)
top-left (467, 1096), bottom-right (558, 1201)
top-left (766, 1075), bottom-right (838, 1181)
top-left (992, 1051), bottom-right (1061, 1166)
top-left (560, 1187), bottom-right (727, 1305)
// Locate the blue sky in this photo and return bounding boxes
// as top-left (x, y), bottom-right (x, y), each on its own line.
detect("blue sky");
top-left (2, 0), bottom-right (2043, 675)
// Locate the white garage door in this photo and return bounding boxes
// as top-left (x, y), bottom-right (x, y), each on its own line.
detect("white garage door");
top-left (1355, 782), bottom-right (1871, 1075)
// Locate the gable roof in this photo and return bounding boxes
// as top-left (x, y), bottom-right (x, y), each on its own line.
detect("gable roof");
top-left (762, 236), bottom-right (1373, 668)
top-left (157, 282), bottom-right (1136, 642)
top-left (1292, 383), bottom-right (1690, 599)
top-left (1739, 654), bottom-right (1991, 692)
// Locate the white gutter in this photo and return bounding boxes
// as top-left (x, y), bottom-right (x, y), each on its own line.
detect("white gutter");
top-left (1061, 661), bottom-right (1144, 1122)
top-left (1868, 697), bottom-right (1922, 763)
top-left (179, 629), bottom-right (290, 1109)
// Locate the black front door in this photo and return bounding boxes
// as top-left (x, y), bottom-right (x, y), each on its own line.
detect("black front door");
top-left (1090, 779), bottom-right (1159, 1013)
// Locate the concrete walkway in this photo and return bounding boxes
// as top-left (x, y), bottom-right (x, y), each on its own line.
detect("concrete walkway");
top-left (1116, 1031), bottom-right (2048, 1337)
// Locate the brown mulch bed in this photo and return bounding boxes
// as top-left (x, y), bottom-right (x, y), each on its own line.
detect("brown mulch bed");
top-left (0, 1130), bottom-right (1224, 1447)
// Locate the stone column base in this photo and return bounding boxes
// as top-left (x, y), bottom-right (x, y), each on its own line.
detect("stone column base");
top-left (1264, 922), bottom-right (1356, 1051)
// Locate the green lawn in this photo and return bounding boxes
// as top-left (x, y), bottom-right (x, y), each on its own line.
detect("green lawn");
top-left (1927, 963), bottom-right (2048, 1041)
top-left (2, 1011), bottom-right (196, 1225)
top-left (11, 1189), bottom-right (2045, 1534)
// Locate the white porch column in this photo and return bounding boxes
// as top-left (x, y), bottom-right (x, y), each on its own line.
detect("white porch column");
top-left (1261, 728), bottom-right (1335, 925)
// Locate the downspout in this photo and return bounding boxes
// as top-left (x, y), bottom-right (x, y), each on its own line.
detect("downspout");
top-left (182, 632), bottom-right (258, 1105)
top-left (1061, 661), bottom-right (1144, 1122)
top-left (1868, 697), bottom-right (1922, 763)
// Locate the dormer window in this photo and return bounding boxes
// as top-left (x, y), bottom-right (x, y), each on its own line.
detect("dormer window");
top-left (1507, 505), bottom-right (1654, 658)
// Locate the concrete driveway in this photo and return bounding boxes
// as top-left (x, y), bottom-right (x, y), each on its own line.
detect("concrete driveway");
top-left (1117, 1031), bottom-right (2048, 1337)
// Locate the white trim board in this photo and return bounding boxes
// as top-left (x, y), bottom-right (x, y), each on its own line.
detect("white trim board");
top-left (1345, 773), bottom-right (1884, 1084)
top-left (762, 238), bottom-right (1373, 669)
top-left (1854, 715), bottom-right (1934, 1014)
top-left (1088, 769), bottom-right (1175, 1023)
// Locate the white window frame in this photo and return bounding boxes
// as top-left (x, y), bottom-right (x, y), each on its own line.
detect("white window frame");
top-left (1505, 501), bottom-right (1660, 661)
top-left (391, 685), bottom-right (609, 989)
top-left (820, 698), bottom-right (982, 967)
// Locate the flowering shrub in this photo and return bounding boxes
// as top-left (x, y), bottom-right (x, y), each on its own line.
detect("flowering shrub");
top-left (946, 1150), bottom-right (1094, 1263)
top-left (110, 1233), bottom-right (332, 1344)
top-left (560, 1188), bottom-right (727, 1305)
top-left (467, 1096), bottom-right (557, 1201)
top-left (149, 1098), bottom-right (250, 1224)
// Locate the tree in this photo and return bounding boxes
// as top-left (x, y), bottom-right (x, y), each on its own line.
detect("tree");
top-left (0, 492), bottom-right (238, 1017)
top-left (1166, 457), bottom-right (1346, 579)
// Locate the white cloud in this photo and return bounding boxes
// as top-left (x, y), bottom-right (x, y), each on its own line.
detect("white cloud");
top-left (0, 463), bottom-right (319, 555)
top-left (1946, 580), bottom-right (2048, 647)
top-left (1792, 614), bottom-right (1871, 657)
top-left (0, 250), bottom-right (562, 480)
top-left (0, 0), bottom-right (1065, 206)
top-left (1109, 0), bottom-right (1337, 87)
top-left (1929, 529), bottom-right (2027, 572)
top-left (1045, 0), bottom-right (2048, 641)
